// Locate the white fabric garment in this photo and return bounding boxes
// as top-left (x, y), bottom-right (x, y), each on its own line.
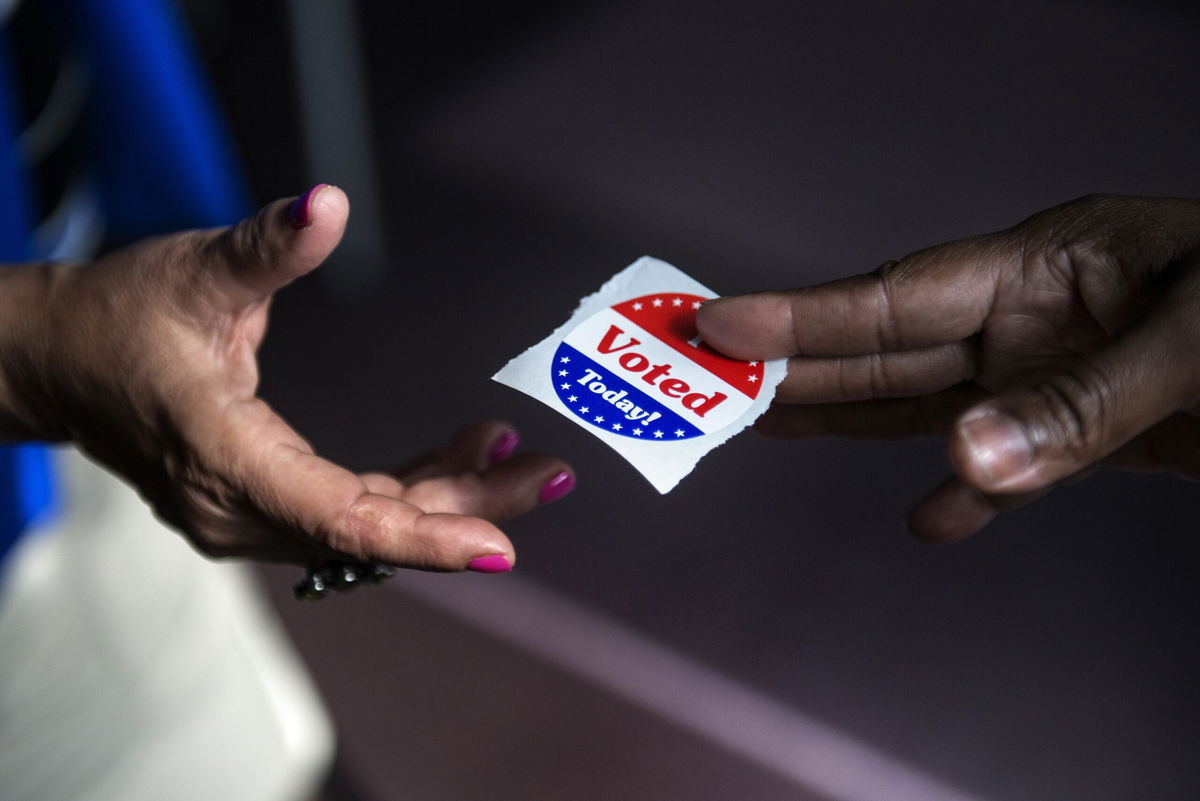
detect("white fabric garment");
top-left (0, 448), bottom-right (334, 801)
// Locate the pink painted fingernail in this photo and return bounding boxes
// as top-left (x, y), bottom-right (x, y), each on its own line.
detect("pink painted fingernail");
top-left (287, 183), bottom-right (328, 230)
top-left (467, 554), bottom-right (512, 573)
top-left (488, 430), bottom-right (519, 464)
top-left (538, 471), bottom-right (575, 504)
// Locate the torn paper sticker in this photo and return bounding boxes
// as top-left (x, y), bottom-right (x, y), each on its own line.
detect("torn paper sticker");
top-left (492, 256), bottom-right (786, 493)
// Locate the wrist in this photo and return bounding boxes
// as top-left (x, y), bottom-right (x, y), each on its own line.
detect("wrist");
top-left (0, 262), bottom-right (74, 441)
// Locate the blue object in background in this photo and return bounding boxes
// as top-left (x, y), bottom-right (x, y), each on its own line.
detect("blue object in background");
top-left (0, 446), bottom-right (58, 563)
top-left (0, 25), bottom-right (53, 571)
top-left (0, 0), bottom-right (250, 571)
top-left (60, 0), bottom-right (251, 241)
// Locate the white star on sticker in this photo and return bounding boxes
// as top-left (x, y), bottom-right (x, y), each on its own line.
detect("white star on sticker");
top-left (560, 356), bottom-right (570, 363)
top-left (612, 423), bottom-right (622, 431)
top-left (692, 301), bottom-right (702, 310)
top-left (632, 302), bottom-right (643, 311)
top-left (632, 428), bottom-right (643, 436)
top-left (561, 383), bottom-right (570, 390)
top-left (594, 415), bottom-right (604, 423)
top-left (567, 395), bottom-right (577, 402)
top-left (672, 297), bottom-right (682, 307)
top-left (653, 430), bottom-right (664, 438)
top-left (674, 429), bottom-right (685, 437)
top-left (559, 370), bottom-right (568, 377)
top-left (579, 406), bottom-right (589, 414)
top-left (747, 375), bottom-right (758, 382)
top-left (748, 361), bottom-right (758, 366)
top-left (652, 298), bottom-right (663, 307)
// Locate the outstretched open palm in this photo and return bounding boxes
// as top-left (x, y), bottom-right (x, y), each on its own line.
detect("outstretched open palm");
top-left (2, 186), bottom-right (572, 568)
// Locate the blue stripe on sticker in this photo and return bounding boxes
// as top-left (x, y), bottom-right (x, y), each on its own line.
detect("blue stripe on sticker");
top-left (552, 343), bottom-right (703, 441)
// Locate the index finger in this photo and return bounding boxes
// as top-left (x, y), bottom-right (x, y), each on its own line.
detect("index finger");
top-left (696, 236), bottom-right (1008, 360)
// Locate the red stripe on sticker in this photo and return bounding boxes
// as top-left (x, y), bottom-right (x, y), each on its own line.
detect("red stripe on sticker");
top-left (612, 293), bottom-right (764, 399)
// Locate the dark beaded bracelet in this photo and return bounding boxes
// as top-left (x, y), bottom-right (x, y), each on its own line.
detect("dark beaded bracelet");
top-left (294, 561), bottom-right (397, 601)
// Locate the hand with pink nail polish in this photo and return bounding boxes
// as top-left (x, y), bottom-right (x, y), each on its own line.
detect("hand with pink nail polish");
top-left (0, 186), bottom-right (573, 570)
top-left (696, 194), bottom-right (1200, 542)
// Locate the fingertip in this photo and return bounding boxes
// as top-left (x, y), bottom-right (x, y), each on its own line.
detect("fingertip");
top-left (488, 429), bottom-right (519, 465)
top-left (312, 183), bottom-right (349, 225)
top-left (466, 420), bottom-right (519, 467)
top-left (286, 183), bottom-right (325, 229)
top-left (906, 477), bottom-right (996, 543)
top-left (337, 490), bottom-right (517, 572)
top-left (950, 408), bottom-right (1037, 491)
top-left (486, 455), bottom-right (576, 512)
top-left (214, 185), bottom-right (351, 305)
top-left (693, 297), bottom-right (723, 339)
top-left (288, 184), bottom-right (348, 248)
top-left (695, 294), bottom-right (785, 360)
top-left (442, 420), bottom-right (519, 473)
top-left (409, 512), bottom-right (517, 572)
top-left (468, 554), bottom-right (514, 573)
top-left (537, 469), bottom-right (575, 505)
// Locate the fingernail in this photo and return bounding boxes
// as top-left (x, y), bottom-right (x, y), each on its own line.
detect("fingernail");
top-left (287, 183), bottom-right (328, 230)
top-left (488, 430), bottom-right (519, 464)
top-left (467, 554), bottom-right (512, 573)
top-left (959, 413), bottom-right (1033, 485)
top-left (538, 471), bottom-right (575, 504)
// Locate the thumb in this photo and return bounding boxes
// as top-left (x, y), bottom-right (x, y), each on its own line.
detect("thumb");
top-left (949, 296), bottom-right (1200, 493)
top-left (203, 183), bottom-right (349, 308)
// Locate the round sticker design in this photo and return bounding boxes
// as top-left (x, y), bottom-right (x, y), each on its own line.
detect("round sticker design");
top-left (550, 293), bottom-right (764, 440)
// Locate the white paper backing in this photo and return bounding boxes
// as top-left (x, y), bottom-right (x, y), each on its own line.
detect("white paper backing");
top-left (493, 256), bottom-right (787, 493)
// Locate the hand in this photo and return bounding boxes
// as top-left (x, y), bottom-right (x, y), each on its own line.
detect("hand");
top-left (0, 185), bottom-right (574, 568)
top-left (696, 194), bottom-right (1200, 542)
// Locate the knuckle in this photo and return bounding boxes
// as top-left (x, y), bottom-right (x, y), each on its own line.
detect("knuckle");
top-left (319, 496), bottom-right (376, 559)
top-left (1022, 243), bottom-right (1078, 290)
top-left (842, 353), bottom-right (894, 399)
top-left (869, 260), bottom-right (904, 350)
top-left (865, 352), bottom-right (893, 397)
top-left (833, 357), bottom-right (854, 400)
top-left (1017, 198), bottom-right (1124, 277)
top-left (1029, 365), bottom-right (1114, 458)
top-left (1015, 236), bottom-right (1121, 316)
top-left (787, 290), bottom-right (808, 355)
top-left (215, 212), bottom-right (273, 272)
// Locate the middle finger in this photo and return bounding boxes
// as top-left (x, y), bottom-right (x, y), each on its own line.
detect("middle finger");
top-left (775, 340), bottom-right (978, 404)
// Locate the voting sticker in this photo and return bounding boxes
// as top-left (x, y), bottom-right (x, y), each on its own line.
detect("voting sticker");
top-left (493, 256), bottom-right (786, 493)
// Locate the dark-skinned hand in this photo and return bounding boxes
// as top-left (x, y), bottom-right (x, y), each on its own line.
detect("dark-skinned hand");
top-left (697, 194), bottom-right (1200, 541)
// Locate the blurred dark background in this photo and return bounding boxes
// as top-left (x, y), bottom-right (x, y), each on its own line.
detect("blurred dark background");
top-left (180, 1), bottom-right (1199, 799)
